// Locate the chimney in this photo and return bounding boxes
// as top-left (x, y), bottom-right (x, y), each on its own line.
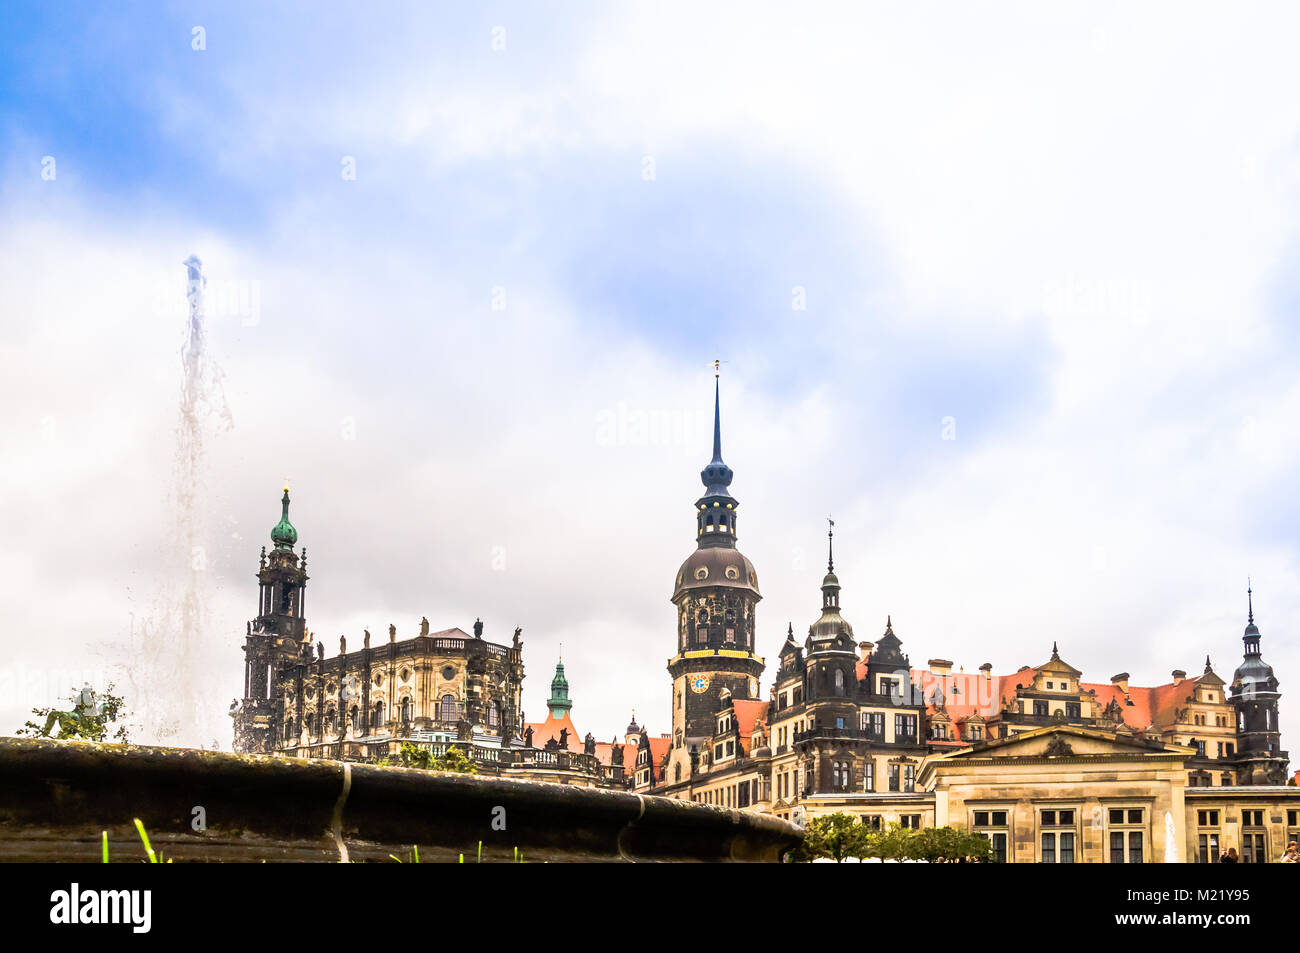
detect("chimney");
top-left (859, 641), bottom-right (874, 662)
top-left (1171, 669), bottom-right (1186, 685)
top-left (979, 662), bottom-right (993, 683)
top-left (1110, 672), bottom-right (1130, 693)
top-left (929, 659), bottom-right (953, 676)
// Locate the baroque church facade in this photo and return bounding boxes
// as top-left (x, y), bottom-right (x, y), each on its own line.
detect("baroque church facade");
top-left (233, 379), bottom-right (1300, 861)
top-left (230, 487), bottom-right (636, 789)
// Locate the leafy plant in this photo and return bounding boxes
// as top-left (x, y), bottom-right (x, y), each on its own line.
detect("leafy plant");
top-left (17, 683), bottom-right (131, 743)
top-left (792, 812), bottom-right (873, 862)
top-left (397, 742), bottom-right (476, 774)
top-left (794, 815), bottom-right (998, 863)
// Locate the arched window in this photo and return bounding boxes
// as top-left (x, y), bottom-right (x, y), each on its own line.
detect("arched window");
top-left (324, 708), bottom-right (335, 733)
top-left (488, 703), bottom-right (500, 727)
top-left (373, 700), bottom-right (385, 729)
top-left (440, 694), bottom-right (458, 723)
top-left (834, 669), bottom-right (845, 695)
top-left (675, 763), bottom-right (682, 782)
top-left (400, 696), bottom-right (412, 727)
top-left (349, 706), bottom-right (358, 729)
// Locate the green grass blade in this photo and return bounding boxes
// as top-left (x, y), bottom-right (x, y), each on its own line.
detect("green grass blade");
top-left (133, 818), bottom-right (157, 863)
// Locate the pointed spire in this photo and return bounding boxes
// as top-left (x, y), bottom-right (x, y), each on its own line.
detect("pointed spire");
top-left (711, 368), bottom-right (723, 464)
top-left (787, 621), bottom-right (795, 640)
top-left (1205, 655), bottom-right (1213, 674)
top-left (1051, 641), bottom-right (1060, 660)
top-left (827, 517), bottom-right (835, 573)
top-left (696, 367), bottom-right (737, 546)
top-left (1247, 578), bottom-right (1254, 624)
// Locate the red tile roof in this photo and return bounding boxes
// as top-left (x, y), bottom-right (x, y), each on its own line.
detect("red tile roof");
top-left (524, 712), bottom-right (584, 752)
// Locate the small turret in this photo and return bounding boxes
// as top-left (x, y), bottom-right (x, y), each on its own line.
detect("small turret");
top-left (547, 658), bottom-right (573, 718)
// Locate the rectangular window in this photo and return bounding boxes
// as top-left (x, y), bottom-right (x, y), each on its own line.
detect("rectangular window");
top-left (1109, 831), bottom-right (1124, 863)
top-left (864, 761), bottom-right (874, 792)
top-left (1033, 700), bottom-right (1048, 717)
top-left (1128, 832), bottom-right (1144, 863)
top-left (1108, 808), bottom-right (1145, 863)
top-left (888, 763), bottom-right (900, 792)
top-left (903, 764), bottom-right (915, 792)
top-left (894, 714), bottom-right (917, 742)
top-left (1066, 702), bottom-right (1081, 719)
top-left (1197, 810), bottom-right (1220, 827)
top-left (1041, 832), bottom-right (1055, 863)
top-left (986, 832), bottom-right (1007, 863)
top-left (1198, 833), bottom-right (1220, 863)
top-left (900, 814), bottom-right (921, 829)
top-left (1059, 832), bottom-right (1075, 864)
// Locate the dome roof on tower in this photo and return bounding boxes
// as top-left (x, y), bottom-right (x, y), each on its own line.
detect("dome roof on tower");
top-left (270, 487), bottom-right (298, 549)
top-left (673, 547), bottom-right (760, 602)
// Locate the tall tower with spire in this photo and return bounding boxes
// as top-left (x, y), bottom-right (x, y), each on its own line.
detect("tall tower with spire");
top-left (1230, 582), bottom-right (1287, 784)
top-left (233, 485), bottom-right (312, 753)
top-left (666, 367), bottom-right (764, 785)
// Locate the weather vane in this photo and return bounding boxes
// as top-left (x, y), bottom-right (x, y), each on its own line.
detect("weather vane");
top-left (711, 358), bottom-right (727, 378)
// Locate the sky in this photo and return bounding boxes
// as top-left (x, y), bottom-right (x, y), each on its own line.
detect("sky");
top-left (1, 1), bottom-right (1299, 752)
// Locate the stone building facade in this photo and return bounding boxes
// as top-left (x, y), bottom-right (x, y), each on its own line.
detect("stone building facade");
top-left (230, 486), bottom-right (629, 789)
top-left (641, 377), bottom-right (1300, 861)
top-left (232, 380), bottom-right (1300, 861)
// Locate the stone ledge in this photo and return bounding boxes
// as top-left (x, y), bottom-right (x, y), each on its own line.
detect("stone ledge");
top-left (0, 738), bottom-right (801, 862)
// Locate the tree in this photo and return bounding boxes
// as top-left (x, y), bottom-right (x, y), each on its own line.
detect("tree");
top-left (868, 822), bottom-right (917, 861)
top-left (794, 812), bottom-right (873, 862)
top-left (16, 684), bottom-right (131, 743)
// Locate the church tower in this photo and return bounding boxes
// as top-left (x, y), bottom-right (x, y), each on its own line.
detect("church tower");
top-left (666, 369), bottom-right (764, 785)
top-left (233, 485), bottom-right (312, 753)
top-left (1230, 584), bottom-right (1287, 784)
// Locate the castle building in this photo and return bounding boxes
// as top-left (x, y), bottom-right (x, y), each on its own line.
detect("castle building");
top-left (643, 377), bottom-right (1300, 862)
top-left (233, 379), bottom-right (1300, 861)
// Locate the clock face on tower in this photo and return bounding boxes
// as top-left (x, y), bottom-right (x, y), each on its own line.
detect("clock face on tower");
top-left (690, 674), bottom-right (711, 694)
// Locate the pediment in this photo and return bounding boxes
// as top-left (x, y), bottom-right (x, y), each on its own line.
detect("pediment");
top-left (944, 724), bottom-right (1191, 760)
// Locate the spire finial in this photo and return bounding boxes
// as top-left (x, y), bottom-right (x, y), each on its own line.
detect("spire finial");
top-left (1052, 641), bottom-right (1060, 659)
top-left (711, 367), bottom-right (723, 463)
top-left (827, 516), bottom-right (835, 572)
top-left (1247, 578), bottom-right (1254, 624)
top-left (1204, 654), bottom-right (1213, 674)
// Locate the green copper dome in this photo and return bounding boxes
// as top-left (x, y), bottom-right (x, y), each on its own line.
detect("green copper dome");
top-left (547, 659), bottom-right (573, 717)
top-left (270, 487), bottom-right (298, 550)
